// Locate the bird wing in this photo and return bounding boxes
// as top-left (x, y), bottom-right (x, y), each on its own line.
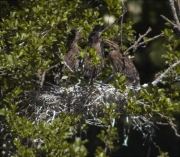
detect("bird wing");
top-left (123, 57), bottom-right (140, 86)
top-left (83, 58), bottom-right (93, 83)
top-left (108, 50), bottom-right (124, 73)
top-left (63, 49), bottom-right (79, 71)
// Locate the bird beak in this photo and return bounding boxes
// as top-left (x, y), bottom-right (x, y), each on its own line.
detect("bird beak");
top-left (103, 39), bottom-right (119, 48)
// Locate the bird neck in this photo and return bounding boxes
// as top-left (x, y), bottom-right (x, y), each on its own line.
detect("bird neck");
top-left (68, 41), bottom-right (78, 50)
top-left (91, 42), bottom-right (102, 52)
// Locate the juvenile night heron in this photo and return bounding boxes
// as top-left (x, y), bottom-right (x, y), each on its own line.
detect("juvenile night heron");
top-left (83, 25), bottom-right (104, 84)
top-left (54, 28), bottom-right (82, 85)
top-left (104, 39), bottom-right (140, 86)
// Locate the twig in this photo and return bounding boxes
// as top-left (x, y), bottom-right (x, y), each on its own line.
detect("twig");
top-left (124, 27), bottom-right (152, 55)
top-left (63, 61), bottom-right (74, 73)
top-left (124, 29), bottom-right (163, 55)
top-left (158, 113), bottom-right (180, 137)
top-left (169, 0), bottom-right (180, 32)
top-left (101, 21), bottom-right (116, 33)
top-left (177, 0), bottom-right (180, 16)
top-left (120, 0), bottom-right (127, 48)
top-left (160, 15), bottom-right (177, 28)
top-left (46, 82), bottom-right (59, 87)
top-left (168, 119), bottom-right (180, 137)
top-left (147, 146), bottom-right (151, 157)
top-left (102, 73), bottom-right (114, 84)
top-left (156, 122), bottom-right (169, 125)
top-left (101, 4), bottom-right (127, 33)
top-left (152, 60), bottom-right (180, 86)
top-left (135, 33), bottom-right (164, 49)
top-left (40, 63), bottom-right (59, 87)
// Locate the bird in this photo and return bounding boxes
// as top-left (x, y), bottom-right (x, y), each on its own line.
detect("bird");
top-left (54, 28), bottom-right (82, 85)
top-left (83, 25), bottom-right (104, 84)
top-left (62, 28), bottom-right (82, 72)
top-left (104, 39), bottom-right (140, 86)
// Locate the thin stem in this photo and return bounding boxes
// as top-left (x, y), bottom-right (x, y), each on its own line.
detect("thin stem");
top-left (124, 27), bottom-right (152, 55)
top-left (152, 60), bottom-right (180, 86)
top-left (169, 0), bottom-right (180, 32)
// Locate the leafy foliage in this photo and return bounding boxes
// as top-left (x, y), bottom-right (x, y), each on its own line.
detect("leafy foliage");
top-left (0, 0), bottom-right (180, 157)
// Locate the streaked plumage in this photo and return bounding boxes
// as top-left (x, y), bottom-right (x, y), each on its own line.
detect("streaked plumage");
top-left (105, 39), bottom-right (140, 86)
top-left (62, 29), bottom-right (81, 71)
top-left (54, 29), bottom-right (81, 85)
top-left (83, 26), bottom-right (104, 84)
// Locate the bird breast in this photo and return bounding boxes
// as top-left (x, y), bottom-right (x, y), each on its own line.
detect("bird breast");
top-left (108, 50), bottom-right (124, 73)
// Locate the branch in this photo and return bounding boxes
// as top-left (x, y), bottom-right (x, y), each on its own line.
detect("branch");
top-left (63, 61), bottom-right (74, 73)
top-left (40, 63), bottom-right (59, 87)
top-left (120, 0), bottom-right (127, 48)
top-left (161, 15), bottom-right (177, 28)
top-left (124, 28), bottom-right (164, 55)
top-left (152, 60), bottom-right (180, 86)
top-left (169, 0), bottom-right (180, 32)
top-left (158, 113), bottom-right (180, 137)
top-left (124, 27), bottom-right (152, 55)
top-left (168, 119), bottom-right (180, 137)
top-left (101, 6), bottom-right (127, 33)
top-left (135, 33), bottom-right (164, 48)
top-left (124, 28), bottom-right (153, 55)
top-left (178, 0), bottom-right (180, 16)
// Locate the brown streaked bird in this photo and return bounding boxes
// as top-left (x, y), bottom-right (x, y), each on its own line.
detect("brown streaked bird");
top-left (83, 25), bottom-right (104, 84)
top-left (104, 39), bottom-right (140, 86)
top-left (62, 29), bottom-right (82, 71)
top-left (54, 29), bottom-right (82, 85)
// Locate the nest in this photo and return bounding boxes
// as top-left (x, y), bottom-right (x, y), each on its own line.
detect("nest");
top-left (20, 81), bottom-right (156, 146)
top-left (21, 81), bottom-right (127, 126)
top-left (1, 82), bottom-right (157, 156)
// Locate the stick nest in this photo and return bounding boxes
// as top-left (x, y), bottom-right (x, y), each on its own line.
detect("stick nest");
top-left (21, 81), bottom-right (127, 126)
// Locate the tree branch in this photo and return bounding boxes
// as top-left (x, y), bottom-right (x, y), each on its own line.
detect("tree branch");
top-left (40, 63), bottom-right (59, 87)
top-left (101, 6), bottom-right (127, 33)
top-left (135, 33), bottom-right (164, 49)
top-left (177, 0), bottom-right (180, 16)
top-left (124, 27), bottom-right (152, 55)
top-left (152, 60), bottom-right (180, 86)
top-left (63, 61), bottom-right (75, 73)
top-left (168, 119), bottom-right (180, 137)
top-left (169, 0), bottom-right (180, 32)
top-left (161, 15), bottom-right (177, 28)
top-left (120, 0), bottom-right (127, 49)
top-left (158, 113), bottom-right (180, 137)
top-left (124, 28), bottom-right (163, 55)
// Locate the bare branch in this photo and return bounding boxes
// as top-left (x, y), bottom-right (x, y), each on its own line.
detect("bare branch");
top-left (169, 119), bottom-right (180, 137)
top-left (136, 33), bottom-right (164, 48)
top-left (177, 0), bottom-right (180, 16)
top-left (120, 0), bottom-right (127, 48)
top-left (40, 63), bottom-right (59, 87)
top-left (169, 0), bottom-right (180, 32)
top-left (124, 27), bottom-right (152, 55)
top-left (161, 15), bottom-right (177, 28)
top-left (101, 21), bottom-right (116, 33)
top-left (158, 113), bottom-right (180, 137)
top-left (152, 60), bottom-right (180, 86)
top-left (63, 61), bottom-right (74, 73)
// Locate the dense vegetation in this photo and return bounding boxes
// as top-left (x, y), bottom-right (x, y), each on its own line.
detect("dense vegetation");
top-left (0, 0), bottom-right (179, 156)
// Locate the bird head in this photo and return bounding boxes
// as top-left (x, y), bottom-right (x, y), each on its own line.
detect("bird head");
top-left (88, 31), bottom-right (102, 46)
top-left (67, 28), bottom-right (82, 45)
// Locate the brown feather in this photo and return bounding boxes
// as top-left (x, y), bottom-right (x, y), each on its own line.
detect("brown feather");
top-left (54, 29), bottom-right (81, 85)
top-left (105, 40), bottom-right (140, 86)
top-left (83, 30), bottom-right (104, 84)
top-left (62, 29), bottom-right (81, 72)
